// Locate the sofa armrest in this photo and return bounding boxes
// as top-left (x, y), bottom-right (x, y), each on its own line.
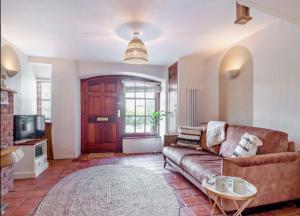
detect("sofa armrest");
top-left (164, 134), bottom-right (178, 147)
top-left (288, 141), bottom-right (295, 152)
top-left (223, 151), bottom-right (300, 167)
top-left (221, 152), bottom-right (300, 210)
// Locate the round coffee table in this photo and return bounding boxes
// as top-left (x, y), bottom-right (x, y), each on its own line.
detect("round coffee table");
top-left (202, 176), bottom-right (257, 216)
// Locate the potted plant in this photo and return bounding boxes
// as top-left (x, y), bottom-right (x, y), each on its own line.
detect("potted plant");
top-left (149, 111), bottom-right (167, 136)
top-left (148, 111), bottom-right (167, 154)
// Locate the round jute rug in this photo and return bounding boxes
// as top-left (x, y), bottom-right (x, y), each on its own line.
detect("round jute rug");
top-left (34, 165), bottom-right (179, 216)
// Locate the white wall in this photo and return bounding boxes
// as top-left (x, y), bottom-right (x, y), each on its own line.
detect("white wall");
top-left (78, 60), bottom-right (167, 81)
top-left (29, 57), bottom-right (81, 159)
top-left (177, 54), bottom-right (206, 126)
top-left (1, 37), bottom-right (36, 115)
top-left (219, 46), bottom-right (253, 126)
top-left (204, 20), bottom-right (300, 149)
top-left (28, 57), bottom-right (168, 158)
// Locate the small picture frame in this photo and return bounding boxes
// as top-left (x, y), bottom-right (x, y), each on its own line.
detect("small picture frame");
top-left (1, 91), bottom-right (9, 105)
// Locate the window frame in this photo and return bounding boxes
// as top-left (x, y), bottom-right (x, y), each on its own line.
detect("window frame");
top-left (123, 81), bottom-right (160, 138)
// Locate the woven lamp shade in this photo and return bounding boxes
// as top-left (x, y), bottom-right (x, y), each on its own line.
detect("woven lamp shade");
top-left (124, 34), bottom-right (148, 64)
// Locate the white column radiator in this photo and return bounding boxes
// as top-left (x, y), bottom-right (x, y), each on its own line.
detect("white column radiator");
top-left (186, 88), bottom-right (201, 127)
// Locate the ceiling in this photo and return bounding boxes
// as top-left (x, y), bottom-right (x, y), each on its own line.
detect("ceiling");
top-left (1, 0), bottom-right (277, 65)
top-left (239, 0), bottom-right (300, 26)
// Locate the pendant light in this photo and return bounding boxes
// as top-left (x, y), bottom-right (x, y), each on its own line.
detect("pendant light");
top-left (124, 32), bottom-right (148, 64)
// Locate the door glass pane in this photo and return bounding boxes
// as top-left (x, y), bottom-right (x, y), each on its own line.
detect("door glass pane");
top-left (136, 99), bottom-right (145, 115)
top-left (145, 92), bottom-right (155, 98)
top-left (125, 99), bottom-right (135, 115)
top-left (146, 100), bottom-right (155, 115)
top-left (125, 116), bottom-right (135, 133)
top-left (136, 116), bottom-right (145, 133)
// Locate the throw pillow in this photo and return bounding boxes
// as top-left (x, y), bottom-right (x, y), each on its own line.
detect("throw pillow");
top-left (231, 133), bottom-right (263, 158)
top-left (200, 128), bottom-right (221, 155)
top-left (175, 126), bottom-right (203, 150)
top-left (206, 121), bottom-right (226, 148)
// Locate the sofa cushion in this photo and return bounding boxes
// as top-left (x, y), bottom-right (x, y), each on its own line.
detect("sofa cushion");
top-left (220, 125), bottom-right (289, 158)
top-left (163, 146), bottom-right (203, 165)
top-left (181, 153), bottom-right (222, 182)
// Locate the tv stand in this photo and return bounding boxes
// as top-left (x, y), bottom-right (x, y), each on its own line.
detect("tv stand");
top-left (13, 139), bottom-right (48, 179)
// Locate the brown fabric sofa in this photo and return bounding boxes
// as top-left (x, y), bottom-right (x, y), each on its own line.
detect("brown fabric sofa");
top-left (163, 125), bottom-right (300, 211)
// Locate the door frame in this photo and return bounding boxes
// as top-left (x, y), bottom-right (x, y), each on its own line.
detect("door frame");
top-left (80, 75), bottom-right (161, 154)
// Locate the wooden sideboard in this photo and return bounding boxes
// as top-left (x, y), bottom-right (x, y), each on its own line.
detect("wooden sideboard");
top-left (45, 122), bottom-right (53, 160)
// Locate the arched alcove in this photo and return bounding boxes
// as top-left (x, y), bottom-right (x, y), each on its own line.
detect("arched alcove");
top-left (219, 45), bottom-right (253, 126)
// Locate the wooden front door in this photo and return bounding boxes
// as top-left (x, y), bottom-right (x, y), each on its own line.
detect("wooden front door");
top-left (168, 62), bottom-right (178, 133)
top-left (81, 76), bottom-right (122, 153)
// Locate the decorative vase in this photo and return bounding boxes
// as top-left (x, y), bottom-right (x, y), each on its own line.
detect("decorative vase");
top-left (151, 125), bottom-right (158, 136)
top-left (233, 178), bottom-right (247, 194)
top-left (215, 176), bottom-right (228, 192)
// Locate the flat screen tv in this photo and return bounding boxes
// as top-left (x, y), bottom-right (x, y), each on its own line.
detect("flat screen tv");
top-left (14, 115), bottom-right (45, 141)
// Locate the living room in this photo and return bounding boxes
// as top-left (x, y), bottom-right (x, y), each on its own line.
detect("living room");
top-left (1, 0), bottom-right (300, 215)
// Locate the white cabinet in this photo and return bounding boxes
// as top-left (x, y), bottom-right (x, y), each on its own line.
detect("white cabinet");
top-left (13, 139), bottom-right (49, 179)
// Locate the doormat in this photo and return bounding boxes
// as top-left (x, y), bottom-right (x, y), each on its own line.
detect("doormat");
top-left (88, 152), bottom-right (115, 159)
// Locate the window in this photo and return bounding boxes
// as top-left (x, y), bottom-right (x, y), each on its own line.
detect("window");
top-left (37, 80), bottom-right (51, 121)
top-left (124, 81), bottom-right (160, 135)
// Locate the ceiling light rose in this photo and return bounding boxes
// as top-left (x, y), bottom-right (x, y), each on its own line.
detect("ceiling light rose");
top-left (124, 32), bottom-right (148, 64)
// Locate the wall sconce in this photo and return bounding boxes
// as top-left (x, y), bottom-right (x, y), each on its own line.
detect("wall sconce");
top-left (224, 69), bottom-right (240, 79)
top-left (1, 45), bottom-right (20, 88)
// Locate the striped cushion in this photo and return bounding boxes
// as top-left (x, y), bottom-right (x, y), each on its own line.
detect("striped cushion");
top-left (175, 126), bottom-right (203, 149)
top-left (232, 133), bottom-right (263, 158)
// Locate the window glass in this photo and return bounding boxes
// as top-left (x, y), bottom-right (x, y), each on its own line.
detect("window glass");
top-left (145, 92), bottom-right (155, 99)
top-left (41, 82), bottom-right (51, 99)
top-left (125, 116), bottom-right (135, 133)
top-left (125, 99), bottom-right (135, 115)
top-left (125, 92), bottom-right (135, 98)
top-left (146, 100), bottom-right (155, 116)
top-left (37, 80), bottom-right (52, 121)
top-left (124, 81), bottom-right (159, 134)
top-left (136, 99), bottom-right (145, 115)
top-left (136, 92), bottom-right (144, 98)
top-left (136, 116), bottom-right (145, 133)
top-left (145, 117), bottom-right (152, 133)
top-left (41, 100), bottom-right (51, 120)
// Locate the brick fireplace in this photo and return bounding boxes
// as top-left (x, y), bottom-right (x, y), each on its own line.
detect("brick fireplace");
top-left (1, 88), bottom-right (15, 196)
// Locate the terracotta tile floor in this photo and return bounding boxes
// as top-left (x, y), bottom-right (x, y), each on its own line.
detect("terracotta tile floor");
top-left (2, 153), bottom-right (300, 216)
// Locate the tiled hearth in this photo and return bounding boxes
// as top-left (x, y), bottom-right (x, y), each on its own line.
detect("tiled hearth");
top-left (2, 154), bottom-right (300, 216)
